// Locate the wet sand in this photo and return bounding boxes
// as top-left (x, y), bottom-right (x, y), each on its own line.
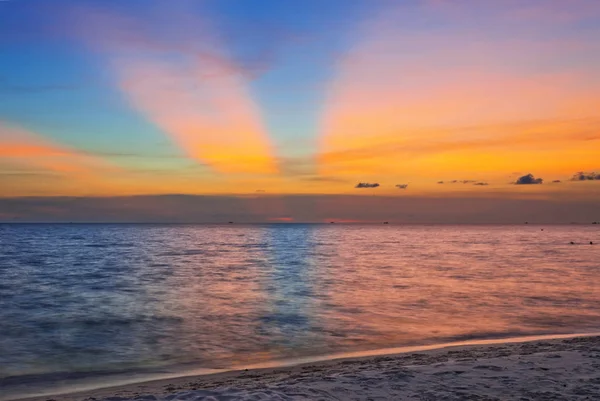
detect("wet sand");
top-left (9, 334), bottom-right (600, 401)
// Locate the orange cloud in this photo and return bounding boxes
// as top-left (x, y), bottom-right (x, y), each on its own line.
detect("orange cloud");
top-left (318, 3), bottom-right (600, 186)
top-left (0, 123), bottom-right (113, 174)
top-left (76, 4), bottom-right (277, 175)
top-left (0, 122), bottom-right (124, 196)
top-left (320, 118), bottom-right (600, 175)
top-left (117, 59), bottom-right (276, 174)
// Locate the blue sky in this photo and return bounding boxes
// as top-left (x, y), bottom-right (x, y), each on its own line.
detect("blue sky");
top-left (1, 0), bottom-right (600, 222)
top-left (0, 0), bottom-right (373, 163)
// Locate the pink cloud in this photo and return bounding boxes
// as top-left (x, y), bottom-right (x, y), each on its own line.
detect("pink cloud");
top-left (73, 3), bottom-right (277, 175)
top-left (318, 1), bottom-right (600, 176)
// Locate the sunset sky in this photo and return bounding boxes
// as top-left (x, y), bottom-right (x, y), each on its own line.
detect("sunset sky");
top-left (1, 0), bottom-right (599, 222)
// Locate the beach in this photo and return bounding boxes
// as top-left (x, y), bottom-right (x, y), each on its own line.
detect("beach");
top-left (2, 225), bottom-right (599, 400)
top-left (4, 0), bottom-right (600, 397)
top-left (11, 335), bottom-right (600, 401)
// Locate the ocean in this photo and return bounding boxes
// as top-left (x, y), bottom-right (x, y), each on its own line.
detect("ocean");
top-left (1, 224), bottom-right (599, 398)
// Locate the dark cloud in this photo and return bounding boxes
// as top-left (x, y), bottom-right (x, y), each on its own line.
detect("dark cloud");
top-left (514, 174), bottom-right (543, 185)
top-left (355, 182), bottom-right (380, 188)
top-left (571, 172), bottom-right (600, 181)
top-left (1, 194), bottom-right (600, 224)
top-left (396, 184), bottom-right (408, 189)
top-left (438, 180), bottom-right (488, 186)
top-left (552, 180), bottom-right (562, 183)
top-left (440, 180), bottom-right (478, 184)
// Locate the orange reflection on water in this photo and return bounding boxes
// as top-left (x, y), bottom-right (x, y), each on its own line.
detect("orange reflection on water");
top-left (3, 224), bottom-right (599, 382)
top-left (314, 225), bottom-right (600, 350)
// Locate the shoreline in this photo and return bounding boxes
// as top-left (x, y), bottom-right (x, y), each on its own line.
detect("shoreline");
top-left (6, 331), bottom-right (600, 401)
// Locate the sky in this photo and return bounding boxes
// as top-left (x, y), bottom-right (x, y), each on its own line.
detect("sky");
top-left (1, 0), bottom-right (599, 222)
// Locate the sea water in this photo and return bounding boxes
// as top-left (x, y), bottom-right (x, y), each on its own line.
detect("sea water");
top-left (1, 224), bottom-right (599, 397)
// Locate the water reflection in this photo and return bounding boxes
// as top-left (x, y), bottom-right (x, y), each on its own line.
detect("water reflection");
top-left (148, 226), bottom-right (270, 366)
top-left (318, 225), bottom-right (600, 348)
top-left (257, 225), bottom-right (317, 352)
top-left (1, 224), bottom-right (599, 384)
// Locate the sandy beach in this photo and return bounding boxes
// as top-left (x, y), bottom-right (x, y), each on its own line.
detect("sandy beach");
top-left (9, 335), bottom-right (600, 401)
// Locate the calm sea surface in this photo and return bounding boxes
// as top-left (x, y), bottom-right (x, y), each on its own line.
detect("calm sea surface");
top-left (1, 224), bottom-right (599, 396)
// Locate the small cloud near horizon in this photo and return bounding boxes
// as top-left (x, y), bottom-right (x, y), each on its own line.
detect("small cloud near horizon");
top-left (552, 180), bottom-right (561, 183)
top-left (514, 173), bottom-right (543, 185)
top-left (474, 182), bottom-right (489, 186)
top-left (396, 184), bottom-right (408, 189)
top-left (571, 172), bottom-right (600, 181)
top-left (355, 182), bottom-right (380, 188)
top-left (440, 180), bottom-right (478, 184)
